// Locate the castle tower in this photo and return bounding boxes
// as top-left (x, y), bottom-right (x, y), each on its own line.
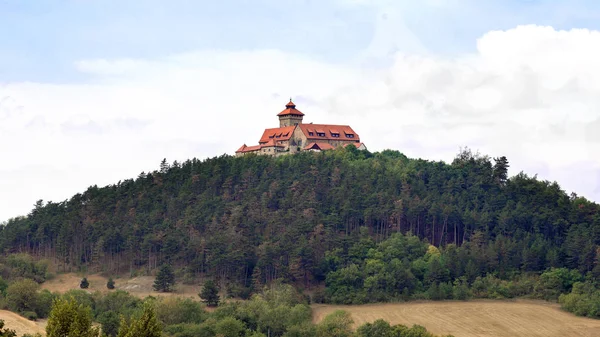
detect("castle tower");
top-left (277, 99), bottom-right (304, 127)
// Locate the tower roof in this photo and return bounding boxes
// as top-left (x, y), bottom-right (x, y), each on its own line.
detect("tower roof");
top-left (277, 98), bottom-right (305, 117)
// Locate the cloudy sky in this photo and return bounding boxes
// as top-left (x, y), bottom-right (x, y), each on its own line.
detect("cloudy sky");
top-left (1, 0), bottom-right (600, 222)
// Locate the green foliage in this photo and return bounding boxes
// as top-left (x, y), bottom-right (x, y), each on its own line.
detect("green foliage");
top-left (153, 265), bottom-right (175, 292)
top-left (156, 297), bottom-right (207, 325)
top-left (116, 301), bottom-right (162, 337)
top-left (2, 254), bottom-right (49, 283)
top-left (534, 268), bottom-right (583, 300)
top-left (315, 310), bottom-right (353, 337)
top-left (1, 149), bottom-right (597, 296)
top-left (199, 279), bottom-right (220, 307)
top-left (5, 279), bottom-right (39, 314)
top-left (46, 296), bottom-right (100, 337)
top-left (559, 281), bottom-right (600, 318)
top-left (80, 277), bottom-right (89, 289)
top-left (98, 311), bottom-right (120, 337)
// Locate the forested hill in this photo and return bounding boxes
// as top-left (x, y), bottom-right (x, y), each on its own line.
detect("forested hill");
top-left (1, 147), bottom-right (599, 292)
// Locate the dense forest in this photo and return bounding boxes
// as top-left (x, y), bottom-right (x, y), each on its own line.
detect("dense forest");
top-left (1, 147), bottom-right (599, 309)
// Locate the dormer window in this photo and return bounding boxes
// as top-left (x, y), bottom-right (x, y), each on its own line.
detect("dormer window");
top-left (308, 132), bottom-right (314, 136)
top-left (345, 134), bottom-right (354, 138)
top-left (317, 132), bottom-right (326, 137)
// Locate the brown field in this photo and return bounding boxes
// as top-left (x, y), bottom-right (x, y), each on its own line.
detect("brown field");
top-left (312, 300), bottom-right (600, 337)
top-left (0, 310), bottom-right (46, 336)
top-left (41, 273), bottom-right (201, 300)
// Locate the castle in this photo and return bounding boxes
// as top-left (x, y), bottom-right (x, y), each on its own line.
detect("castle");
top-left (236, 99), bottom-right (366, 157)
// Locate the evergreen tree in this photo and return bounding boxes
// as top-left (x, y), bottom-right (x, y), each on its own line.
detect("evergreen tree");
top-left (199, 280), bottom-right (220, 307)
top-left (46, 297), bottom-right (100, 337)
top-left (493, 156), bottom-right (510, 185)
top-left (153, 265), bottom-right (175, 292)
top-left (80, 277), bottom-right (89, 289)
top-left (107, 277), bottom-right (115, 290)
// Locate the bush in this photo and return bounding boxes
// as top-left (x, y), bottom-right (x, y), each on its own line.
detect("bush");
top-left (6, 279), bottom-right (39, 313)
top-left (80, 277), bottom-right (89, 289)
top-left (157, 297), bottom-right (207, 325)
top-left (107, 278), bottom-right (115, 290)
top-left (4, 254), bottom-right (49, 283)
top-left (97, 311), bottom-right (120, 337)
top-left (35, 289), bottom-right (57, 318)
top-left (22, 311), bottom-right (37, 321)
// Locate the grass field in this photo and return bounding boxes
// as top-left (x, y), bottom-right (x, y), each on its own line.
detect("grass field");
top-left (41, 273), bottom-right (201, 300)
top-left (312, 300), bottom-right (600, 337)
top-left (0, 310), bottom-right (46, 336)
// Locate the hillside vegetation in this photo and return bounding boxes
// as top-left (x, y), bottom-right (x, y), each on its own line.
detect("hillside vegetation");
top-left (1, 147), bottom-right (600, 314)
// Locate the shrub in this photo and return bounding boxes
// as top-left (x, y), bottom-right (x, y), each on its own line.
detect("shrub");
top-left (80, 277), bottom-right (89, 289)
top-left (6, 279), bottom-right (39, 313)
top-left (106, 278), bottom-right (115, 290)
top-left (22, 311), bottom-right (37, 321)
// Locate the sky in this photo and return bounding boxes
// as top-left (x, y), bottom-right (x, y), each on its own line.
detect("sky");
top-left (1, 0), bottom-right (600, 221)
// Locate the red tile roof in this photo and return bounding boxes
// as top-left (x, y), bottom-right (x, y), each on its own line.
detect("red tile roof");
top-left (236, 144), bottom-right (262, 153)
top-left (304, 142), bottom-right (335, 151)
top-left (259, 125), bottom-right (296, 143)
top-left (236, 144), bottom-right (247, 153)
top-left (297, 124), bottom-right (359, 141)
top-left (277, 99), bottom-right (305, 116)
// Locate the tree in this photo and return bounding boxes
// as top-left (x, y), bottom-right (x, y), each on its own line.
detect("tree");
top-left (80, 277), bottom-right (89, 289)
top-left (46, 297), bottom-right (100, 337)
top-left (153, 265), bottom-right (175, 292)
top-left (107, 278), bottom-right (115, 290)
top-left (116, 301), bottom-right (162, 337)
top-left (316, 310), bottom-right (353, 337)
top-left (5, 279), bottom-right (39, 313)
top-left (199, 280), bottom-right (220, 307)
top-left (492, 156), bottom-right (509, 185)
top-left (0, 320), bottom-right (16, 337)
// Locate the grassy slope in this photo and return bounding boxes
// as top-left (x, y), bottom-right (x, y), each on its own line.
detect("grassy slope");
top-left (0, 310), bottom-right (47, 336)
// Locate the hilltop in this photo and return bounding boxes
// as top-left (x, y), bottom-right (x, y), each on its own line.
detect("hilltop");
top-left (1, 147), bottom-right (599, 302)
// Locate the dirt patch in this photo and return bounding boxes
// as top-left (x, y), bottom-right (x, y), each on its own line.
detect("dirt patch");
top-left (0, 310), bottom-right (46, 336)
top-left (311, 300), bottom-right (600, 337)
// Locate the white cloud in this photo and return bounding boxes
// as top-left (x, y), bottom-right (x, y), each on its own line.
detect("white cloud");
top-left (2, 24), bottom-right (600, 221)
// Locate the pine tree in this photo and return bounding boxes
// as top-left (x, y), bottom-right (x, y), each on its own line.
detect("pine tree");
top-left (199, 279), bottom-right (220, 307)
top-left (80, 277), bottom-right (89, 289)
top-left (107, 277), bottom-right (115, 290)
top-left (153, 265), bottom-right (175, 292)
